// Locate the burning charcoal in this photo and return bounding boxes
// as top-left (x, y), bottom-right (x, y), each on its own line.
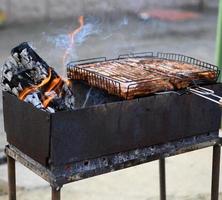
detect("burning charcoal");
top-left (1, 42), bottom-right (75, 113)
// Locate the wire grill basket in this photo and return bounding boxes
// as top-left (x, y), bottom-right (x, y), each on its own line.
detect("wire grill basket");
top-left (67, 52), bottom-right (220, 99)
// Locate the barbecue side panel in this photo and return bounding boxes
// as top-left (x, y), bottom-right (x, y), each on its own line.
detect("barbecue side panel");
top-left (50, 84), bottom-right (222, 166)
top-left (3, 92), bottom-right (51, 166)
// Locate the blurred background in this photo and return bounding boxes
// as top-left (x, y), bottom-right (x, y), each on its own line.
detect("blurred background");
top-left (0, 0), bottom-right (221, 199)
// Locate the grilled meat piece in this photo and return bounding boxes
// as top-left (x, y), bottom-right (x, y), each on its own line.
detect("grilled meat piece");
top-left (68, 57), bottom-right (217, 99)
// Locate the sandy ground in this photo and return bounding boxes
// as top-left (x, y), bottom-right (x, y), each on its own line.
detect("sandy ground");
top-left (0, 10), bottom-right (222, 200)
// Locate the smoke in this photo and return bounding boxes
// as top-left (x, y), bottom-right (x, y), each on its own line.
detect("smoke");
top-left (75, 23), bottom-right (100, 44)
top-left (42, 15), bottom-right (134, 69)
top-left (46, 15), bottom-right (129, 50)
top-left (46, 17), bottom-right (101, 65)
top-left (47, 34), bottom-right (69, 49)
top-left (46, 24), bottom-right (99, 49)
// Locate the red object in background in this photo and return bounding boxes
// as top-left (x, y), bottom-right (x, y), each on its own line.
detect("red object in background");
top-left (139, 9), bottom-right (200, 22)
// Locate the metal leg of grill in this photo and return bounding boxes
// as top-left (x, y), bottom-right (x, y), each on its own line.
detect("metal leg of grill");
top-left (52, 187), bottom-right (61, 200)
top-left (7, 155), bottom-right (16, 200)
top-left (211, 144), bottom-right (221, 200)
top-left (159, 158), bottom-right (166, 200)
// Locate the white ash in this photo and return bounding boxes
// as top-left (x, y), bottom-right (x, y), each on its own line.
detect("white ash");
top-left (24, 93), bottom-right (55, 113)
top-left (1, 42), bottom-right (75, 113)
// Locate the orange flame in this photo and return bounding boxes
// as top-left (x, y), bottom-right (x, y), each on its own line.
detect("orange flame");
top-left (18, 17), bottom-right (85, 108)
top-left (45, 77), bottom-right (62, 93)
top-left (63, 16), bottom-right (84, 66)
top-left (18, 68), bottom-right (65, 108)
top-left (43, 78), bottom-right (63, 108)
top-left (19, 68), bottom-right (52, 100)
top-left (19, 87), bottom-right (36, 100)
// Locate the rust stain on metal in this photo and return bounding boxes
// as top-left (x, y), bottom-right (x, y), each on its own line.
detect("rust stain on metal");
top-left (5, 132), bottom-right (221, 188)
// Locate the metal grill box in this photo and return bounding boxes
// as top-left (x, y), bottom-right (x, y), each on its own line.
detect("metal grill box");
top-left (3, 83), bottom-right (222, 167)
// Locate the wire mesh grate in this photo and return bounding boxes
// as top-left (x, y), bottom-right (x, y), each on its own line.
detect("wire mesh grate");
top-left (67, 52), bottom-right (220, 99)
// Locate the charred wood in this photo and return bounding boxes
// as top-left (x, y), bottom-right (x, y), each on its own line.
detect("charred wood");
top-left (1, 42), bottom-right (75, 113)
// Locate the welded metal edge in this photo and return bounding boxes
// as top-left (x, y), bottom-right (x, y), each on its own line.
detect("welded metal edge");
top-left (5, 133), bottom-right (221, 188)
top-left (52, 132), bottom-right (221, 186)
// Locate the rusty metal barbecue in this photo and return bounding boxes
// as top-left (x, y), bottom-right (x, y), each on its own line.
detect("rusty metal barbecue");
top-left (2, 50), bottom-right (222, 200)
